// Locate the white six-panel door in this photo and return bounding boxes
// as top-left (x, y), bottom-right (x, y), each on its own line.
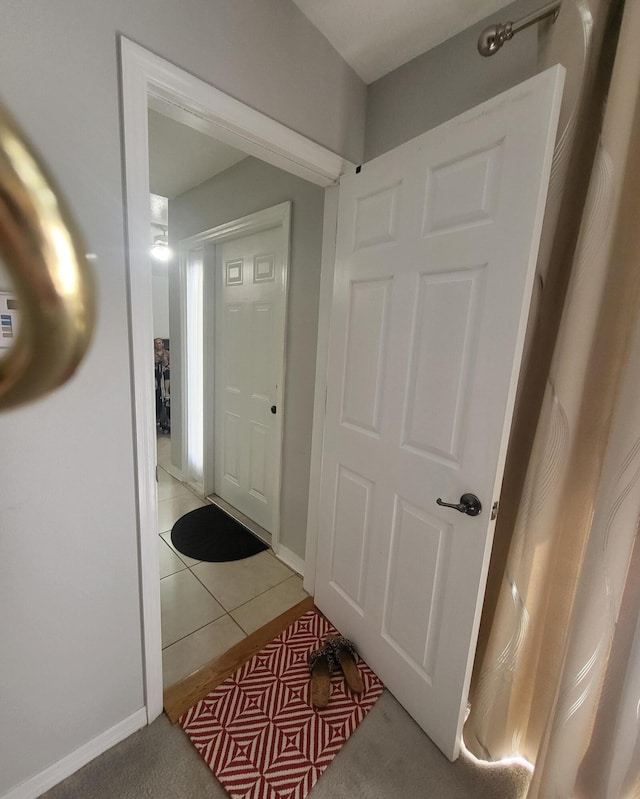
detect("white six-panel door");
top-left (214, 223), bottom-right (287, 533)
top-left (314, 66), bottom-right (564, 760)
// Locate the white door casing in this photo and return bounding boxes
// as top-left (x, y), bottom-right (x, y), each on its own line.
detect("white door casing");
top-left (314, 66), bottom-right (564, 760)
top-left (214, 220), bottom-right (288, 533)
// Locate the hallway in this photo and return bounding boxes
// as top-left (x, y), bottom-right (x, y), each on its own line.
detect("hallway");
top-left (156, 435), bottom-right (308, 688)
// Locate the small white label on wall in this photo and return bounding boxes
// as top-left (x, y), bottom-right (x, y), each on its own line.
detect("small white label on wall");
top-left (0, 291), bottom-right (18, 349)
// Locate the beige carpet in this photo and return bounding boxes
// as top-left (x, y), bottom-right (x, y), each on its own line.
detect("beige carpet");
top-left (42, 691), bottom-right (531, 798)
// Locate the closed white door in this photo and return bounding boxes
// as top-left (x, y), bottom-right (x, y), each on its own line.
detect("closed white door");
top-left (214, 223), bottom-right (287, 533)
top-left (314, 66), bottom-right (564, 760)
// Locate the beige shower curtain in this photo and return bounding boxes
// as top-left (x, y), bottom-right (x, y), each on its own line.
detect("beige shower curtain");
top-left (464, 0), bottom-right (640, 797)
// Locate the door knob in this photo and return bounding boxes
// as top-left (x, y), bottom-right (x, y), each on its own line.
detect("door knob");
top-left (436, 493), bottom-right (482, 516)
top-left (271, 405), bottom-right (277, 414)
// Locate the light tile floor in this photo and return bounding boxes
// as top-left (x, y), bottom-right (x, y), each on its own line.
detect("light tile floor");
top-left (156, 434), bottom-right (308, 688)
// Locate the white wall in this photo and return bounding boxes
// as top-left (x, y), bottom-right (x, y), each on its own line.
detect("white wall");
top-left (152, 266), bottom-right (171, 340)
top-left (170, 157), bottom-right (325, 560)
top-left (0, 2), bottom-right (364, 796)
top-left (150, 200), bottom-right (171, 339)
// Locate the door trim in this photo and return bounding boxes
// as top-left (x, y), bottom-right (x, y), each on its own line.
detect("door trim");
top-left (119, 36), bottom-right (353, 722)
top-left (179, 201), bottom-right (291, 551)
top-left (303, 185), bottom-right (340, 597)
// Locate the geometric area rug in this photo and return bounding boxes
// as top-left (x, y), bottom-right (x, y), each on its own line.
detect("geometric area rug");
top-left (180, 609), bottom-right (384, 799)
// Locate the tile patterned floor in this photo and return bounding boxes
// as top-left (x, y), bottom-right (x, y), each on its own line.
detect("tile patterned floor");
top-left (156, 434), bottom-right (308, 689)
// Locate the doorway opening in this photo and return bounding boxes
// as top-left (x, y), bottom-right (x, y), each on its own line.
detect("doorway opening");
top-left (121, 36), bottom-right (351, 717)
top-left (149, 102), bottom-right (311, 692)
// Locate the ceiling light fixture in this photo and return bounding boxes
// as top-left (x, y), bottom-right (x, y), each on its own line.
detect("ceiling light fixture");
top-left (150, 229), bottom-right (172, 262)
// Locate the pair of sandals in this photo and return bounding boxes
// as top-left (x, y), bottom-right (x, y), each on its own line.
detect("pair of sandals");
top-left (309, 635), bottom-right (364, 708)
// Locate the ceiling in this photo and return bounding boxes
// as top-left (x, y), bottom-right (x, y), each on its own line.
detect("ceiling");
top-left (148, 108), bottom-right (247, 199)
top-left (292, 0), bottom-right (515, 83)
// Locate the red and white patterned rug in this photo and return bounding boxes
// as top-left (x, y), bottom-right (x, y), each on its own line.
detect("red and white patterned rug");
top-left (180, 609), bottom-right (384, 799)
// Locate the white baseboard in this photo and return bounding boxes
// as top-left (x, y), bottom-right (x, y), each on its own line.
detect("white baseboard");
top-left (2, 708), bottom-right (147, 799)
top-left (276, 545), bottom-right (305, 577)
top-left (162, 462), bottom-right (184, 483)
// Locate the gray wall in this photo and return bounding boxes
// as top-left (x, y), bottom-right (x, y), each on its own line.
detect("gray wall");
top-left (365, 0), bottom-right (542, 160)
top-left (0, 2), bottom-right (364, 796)
top-left (170, 157), bottom-right (324, 560)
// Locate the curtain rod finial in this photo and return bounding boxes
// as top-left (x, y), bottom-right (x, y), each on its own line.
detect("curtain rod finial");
top-left (478, 24), bottom-right (507, 56)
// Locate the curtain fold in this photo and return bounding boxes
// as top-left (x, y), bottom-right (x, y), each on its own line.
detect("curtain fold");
top-left (465, 1), bottom-right (640, 797)
top-left (471, 0), bottom-right (608, 684)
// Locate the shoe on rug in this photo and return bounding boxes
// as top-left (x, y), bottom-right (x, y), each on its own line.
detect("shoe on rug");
top-left (309, 646), bottom-right (335, 709)
top-left (325, 635), bottom-right (364, 695)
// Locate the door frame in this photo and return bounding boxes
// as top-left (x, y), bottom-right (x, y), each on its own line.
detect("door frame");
top-left (179, 201), bottom-right (291, 548)
top-left (119, 36), bottom-right (352, 721)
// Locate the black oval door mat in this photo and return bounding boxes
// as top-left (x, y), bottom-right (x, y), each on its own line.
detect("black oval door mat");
top-left (170, 504), bottom-right (268, 562)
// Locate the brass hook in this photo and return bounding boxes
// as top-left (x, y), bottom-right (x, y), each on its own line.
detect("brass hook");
top-left (0, 100), bottom-right (96, 410)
